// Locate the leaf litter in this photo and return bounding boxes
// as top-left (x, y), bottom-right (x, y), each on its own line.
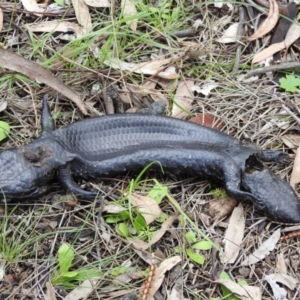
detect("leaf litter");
top-left (1, 0), bottom-right (300, 299)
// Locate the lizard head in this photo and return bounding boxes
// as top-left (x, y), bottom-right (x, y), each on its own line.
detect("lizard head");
top-left (0, 139), bottom-right (76, 200)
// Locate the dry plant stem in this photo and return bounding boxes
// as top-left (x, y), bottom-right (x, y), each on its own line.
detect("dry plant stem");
top-left (245, 62), bottom-right (300, 77)
top-left (233, 7), bottom-right (245, 72)
top-left (280, 103), bottom-right (300, 126)
top-left (140, 253), bottom-right (156, 299)
top-left (279, 230), bottom-right (300, 242)
top-left (3, 14), bottom-right (30, 39)
top-left (99, 75), bottom-right (115, 114)
top-left (172, 28), bottom-right (197, 38)
top-left (245, 0), bottom-right (267, 14)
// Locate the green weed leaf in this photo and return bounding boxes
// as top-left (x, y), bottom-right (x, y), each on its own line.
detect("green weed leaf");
top-left (54, 0), bottom-right (64, 6)
top-left (220, 271), bottom-right (231, 280)
top-left (147, 182), bottom-right (169, 203)
top-left (185, 231), bottom-right (196, 243)
top-left (105, 211), bottom-right (130, 223)
top-left (116, 223), bottom-right (130, 237)
top-left (133, 213), bottom-right (147, 232)
top-left (0, 121), bottom-right (10, 141)
top-left (237, 279), bottom-right (248, 286)
top-left (174, 246), bottom-right (183, 253)
top-left (61, 271), bottom-right (78, 278)
top-left (186, 248), bottom-right (205, 265)
top-left (111, 266), bottom-right (127, 276)
top-left (279, 75), bottom-right (300, 92)
top-left (58, 243), bottom-right (75, 274)
top-left (192, 240), bottom-right (213, 250)
top-left (219, 272), bottom-right (241, 300)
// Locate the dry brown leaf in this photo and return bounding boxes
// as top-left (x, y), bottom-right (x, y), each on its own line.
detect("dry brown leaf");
top-left (64, 279), bottom-right (97, 300)
top-left (267, 273), bottom-right (298, 290)
top-left (284, 22), bottom-right (300, 48)
top-left (191, 80), bottom-right (218, 96)
top-left (21, 0), bottom-right (43, 14)
top-left (241, 229), bottom-right (280, 266)
top-left (216, 23), bottom-right (239, 43)
top-left (172, 80), bottom-right (194, 118)
top-left (0, 259), bottom-right (5, 281)
top-left (130, 193), bottom-right (162, 225)
top-left (146, 256), bottom-right (181, 298)
top-left (131, 238), bottom-right (150, 251)
top-left (276, 252), bottom-right (287, 274)
top-left (71, 0), bottom-right (92, 34)
top-left (252, 42), bottom-right (285, 64)
top-left (290, 142), bottom-right (300, 190)
top-left (27, 20), bottom-right (83, 36)
top-left (207, 197), bottom-right (238, 219)
top-left (281, 134), bottom-right (300, 150)
top-left (121, 0), bottom-right (138, 31)
top-left (189, 113), bottom-right (225, 131)
top-left (215, 279), bottom-right (261, 300)
top-left (252, 21), bottom-right (300, 64)
top-left (220, 203), bottom-right (245, 264)
top-left (247, 0), bottom-right (279, 41)
top-left (0, 48), bottom-right (87, 114)
top-left (0, 100), bottom-right (7, 112)
top-left (146, 214), bottom-right (178, 247)
top-left (264, 275), bottom-right (288, 300)
top-left (83, 0), bottom-right (110, 7)
top-left (103, 57), bottom-right (179, 79)
top-left (0, 8), bottom-right (3, 32)
top-left (46, 282), bottom-right (57, 300)
top-left (126, 82), bottom-right (169, 108)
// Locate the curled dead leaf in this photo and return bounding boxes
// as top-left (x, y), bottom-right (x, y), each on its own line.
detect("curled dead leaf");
top-left (130, 193), bottom-right (162, 225)
top-left (252, 20), bottom-right (300, 64)
top-left (252, 41), bottom-right (285, 64)
top-left (0, 48), bottom-right (87, 114)
top-left (248, 0), bottom-right (279, 41)
top-left (241, 229), bottom-right (281, 266)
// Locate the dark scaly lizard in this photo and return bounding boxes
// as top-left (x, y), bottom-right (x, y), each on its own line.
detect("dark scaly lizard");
top-left (0, 98), bottom-right (299, 223)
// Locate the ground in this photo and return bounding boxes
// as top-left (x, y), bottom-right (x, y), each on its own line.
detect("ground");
top-left (0, 0), bottom-right (300, 299)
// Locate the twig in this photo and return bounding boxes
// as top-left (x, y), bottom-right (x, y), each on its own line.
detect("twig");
top-left (280, 230), bottom-right (300, 242)
top-left (172, 28), bottom-right (197, 38)
top-left (99, 75), bottom-right (115, 114)
top-left (233, 7), bottom-right (245, 72)
top-left (245, 62), bottom-right (300, 78)
top-left (281, 103), bottom-right (300, 126)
